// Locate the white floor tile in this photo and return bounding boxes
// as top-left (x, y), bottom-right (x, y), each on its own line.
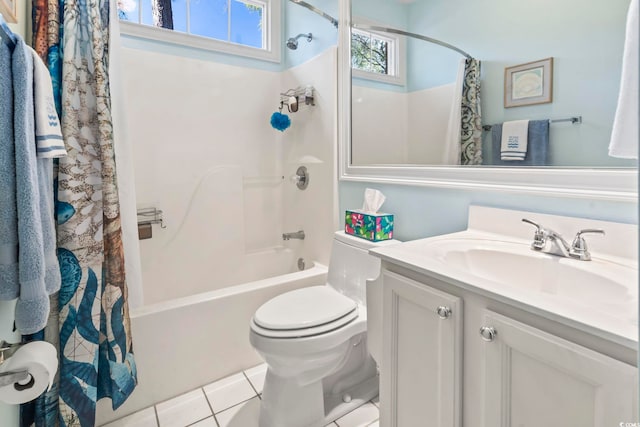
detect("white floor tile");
top-left (203, 372), bottom-right (258, 414)
top-left (189, 417), bottom-right (218, 427)
top-left (215, 396), bottom-right (261, 427)
top-left (101, 407), bottom-right (158, 427)
top-left (244, 364), bottom-right (268, 394)
top-left (156, 389), bottom-right (213, 427)
top-left (335, 402), bottom-right (379, 427)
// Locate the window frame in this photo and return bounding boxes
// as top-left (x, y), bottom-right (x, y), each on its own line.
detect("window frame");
top-left (351, 24), bottom-right (405, 86)
top-left (118, 0), bottom-right (282, 63)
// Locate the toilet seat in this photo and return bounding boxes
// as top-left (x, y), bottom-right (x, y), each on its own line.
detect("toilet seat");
top-left (252, 286), bottom-right (359, 339)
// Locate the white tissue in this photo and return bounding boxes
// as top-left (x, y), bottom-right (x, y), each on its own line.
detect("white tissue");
top-left (0, 341), bottom-right (58, 404)
top-left (362, 188), bottom-right (386, 214)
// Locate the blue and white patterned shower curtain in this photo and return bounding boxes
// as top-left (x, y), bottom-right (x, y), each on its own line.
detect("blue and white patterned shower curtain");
top-left (21, 0), bottom-right (137, 425)
top-left (460, 58), bottom-right (482, 165)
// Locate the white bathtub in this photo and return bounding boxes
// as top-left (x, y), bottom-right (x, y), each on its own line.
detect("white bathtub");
top-left (96, 261), bottom-right (327, 425)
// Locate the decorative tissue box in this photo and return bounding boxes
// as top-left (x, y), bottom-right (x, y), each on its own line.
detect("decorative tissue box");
top-left (345, 210), bottom-right (394, 242)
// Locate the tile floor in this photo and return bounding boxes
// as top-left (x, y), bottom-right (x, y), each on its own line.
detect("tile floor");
top-left (101, 363), bottom-right (380, 427)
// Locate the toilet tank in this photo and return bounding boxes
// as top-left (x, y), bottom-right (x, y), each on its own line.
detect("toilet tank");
top-left (327, 231), bottom-right (398, 305)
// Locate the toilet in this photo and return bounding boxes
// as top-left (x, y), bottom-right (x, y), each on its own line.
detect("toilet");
top-left (249, 231), bottom-right (398, 427)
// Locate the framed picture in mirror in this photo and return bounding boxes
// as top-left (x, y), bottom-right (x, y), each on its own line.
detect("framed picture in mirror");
top-left (0, 0), bottom-right (16, 23)
top-left (504, 57), bottom-right (553, 108)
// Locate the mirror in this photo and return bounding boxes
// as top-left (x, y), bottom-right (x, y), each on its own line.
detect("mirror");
top-left (348, 0), bottom-right (635, 169)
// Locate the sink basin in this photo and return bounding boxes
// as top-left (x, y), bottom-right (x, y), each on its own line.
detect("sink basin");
top-left (368, 207), bottom-right (639, 347)
top-left (417, 238), bottom-right (638, 316)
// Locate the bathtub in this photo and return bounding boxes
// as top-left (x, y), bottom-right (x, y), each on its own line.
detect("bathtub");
top-left (96, 259), bottom-right (327, 425)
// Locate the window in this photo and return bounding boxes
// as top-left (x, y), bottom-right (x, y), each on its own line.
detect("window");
top-left (351, 26), bottom-right (404, 85)
top-left (117, 0), bottom-right (281, 62)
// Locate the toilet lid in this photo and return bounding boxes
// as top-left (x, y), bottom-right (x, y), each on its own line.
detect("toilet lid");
top-left (253, 286), bottom-right (357, 331)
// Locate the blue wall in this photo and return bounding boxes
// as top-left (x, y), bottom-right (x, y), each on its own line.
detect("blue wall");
top-left (285, 0), bottom-right (338, 68)
top-left (340, 181), bottom-right (637, 242)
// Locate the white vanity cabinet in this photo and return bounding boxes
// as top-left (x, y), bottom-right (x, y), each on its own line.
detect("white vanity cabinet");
top-left (481, 311), bottom-right (637, 426)
top-left (377, 266), bottom-right (638, 427)
top-left (380, 271), bottom-right (462, 427)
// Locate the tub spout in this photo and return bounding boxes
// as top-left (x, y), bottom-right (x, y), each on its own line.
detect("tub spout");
top-left (283, 230), bottom-right (305, 240)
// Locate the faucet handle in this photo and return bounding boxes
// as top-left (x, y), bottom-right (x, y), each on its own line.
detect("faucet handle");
top-left (522, 218), bottom-right (545, 249)
top-left (521, 218), bottom-right (542, 230)
top-left (570, 229), bottom-right (605, 261)
top-left (574, 228), bottom-right (605, 238)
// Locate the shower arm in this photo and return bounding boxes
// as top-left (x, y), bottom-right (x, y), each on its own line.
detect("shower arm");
top-left (353, 23), bottom-right (473, 60)
top-left (288, 0), bottom-right (339, 28)
top-left (291, 33), bottom-right (312, 43)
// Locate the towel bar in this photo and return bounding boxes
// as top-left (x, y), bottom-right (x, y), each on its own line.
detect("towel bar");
top-left (482, 116), bottom-right (582, 131)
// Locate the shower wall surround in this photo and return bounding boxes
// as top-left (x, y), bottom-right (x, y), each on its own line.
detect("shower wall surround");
top-left (120, 45), bottom-right (337, 304)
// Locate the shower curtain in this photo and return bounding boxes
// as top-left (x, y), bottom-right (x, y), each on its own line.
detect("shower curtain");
top-left (460, 58), bottom-right (482, 165)
top-left (21, 0), bottom-right (138, 425)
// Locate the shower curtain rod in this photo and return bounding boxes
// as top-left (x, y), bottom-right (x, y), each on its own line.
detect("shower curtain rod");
top-left (353, 23), bottom-right (473, 59)
top-left (289, 0), bottom-right (339, 28)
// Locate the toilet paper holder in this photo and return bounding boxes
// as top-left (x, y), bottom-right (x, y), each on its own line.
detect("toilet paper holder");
top-left (0, 341), bottom-right (30, 388)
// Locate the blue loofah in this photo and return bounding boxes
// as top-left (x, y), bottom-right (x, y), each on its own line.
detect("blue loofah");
top-left (270, 111), bottom-right (291, 131)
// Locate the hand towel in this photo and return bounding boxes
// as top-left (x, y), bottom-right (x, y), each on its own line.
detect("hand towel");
top-left (489, 120), bottom-right (549, 166)
top-left (608, 0), bottom-right (638, 159)
top-left (0, 39), bottom-right (19, 300)
top-left (31, 47), bottom-right (62, 297)
top-left (31, 47), bottom-right (66, 159)
top-left (12, 36), bottom-right (51, 334)
top-left (500, 119), bottom-right (529, 161)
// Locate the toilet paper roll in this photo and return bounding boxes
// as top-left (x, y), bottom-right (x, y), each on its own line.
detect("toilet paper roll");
top-left (0, 341), bottom-right (58, 404)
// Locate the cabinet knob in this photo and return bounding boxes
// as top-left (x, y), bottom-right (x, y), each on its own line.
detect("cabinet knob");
top-left (436, 306), bottom-right (452, 319)
top-left (479, 326), bottom-right (497, 342)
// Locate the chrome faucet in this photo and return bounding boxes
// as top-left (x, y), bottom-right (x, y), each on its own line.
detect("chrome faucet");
top-left (522, 219), bottom-right (605, 261)
top-left (282, 230), bottom-right (305, 240)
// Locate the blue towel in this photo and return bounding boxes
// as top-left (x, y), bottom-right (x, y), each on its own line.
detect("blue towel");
top-left (0, 39), bottom-right (19, 300)
top-left (488, 119), bottom-right (550, 166)
top-left (12, 36), bottom-right (51, 334)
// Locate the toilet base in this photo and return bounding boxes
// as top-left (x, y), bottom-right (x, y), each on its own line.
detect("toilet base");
top-left (257, 333), bottom-right (379, 427)
top-left (323, 374), bottom-right (379, 424)
top-left (259, 369), bottom-right (378, 427)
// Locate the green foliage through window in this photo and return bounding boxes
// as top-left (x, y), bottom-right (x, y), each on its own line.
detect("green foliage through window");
top-left (351, 30), bottom-right (390, 75)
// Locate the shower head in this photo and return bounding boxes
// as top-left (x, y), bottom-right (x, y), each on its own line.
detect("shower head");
top-left (286, 33), bottom-right (313, 50)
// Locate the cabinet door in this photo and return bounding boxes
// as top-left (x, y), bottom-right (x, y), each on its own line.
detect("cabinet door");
top-left (380, 271), bottom-right (462, 427)
top-left (482, 310), bottom-right (638, 426)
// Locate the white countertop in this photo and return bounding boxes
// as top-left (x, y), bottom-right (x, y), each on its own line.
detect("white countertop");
top-left (370, 206), bottom-right (639, 350)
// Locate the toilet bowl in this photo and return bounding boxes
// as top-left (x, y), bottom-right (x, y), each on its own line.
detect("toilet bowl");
top-left (249, 231), bottom-right (398, 427)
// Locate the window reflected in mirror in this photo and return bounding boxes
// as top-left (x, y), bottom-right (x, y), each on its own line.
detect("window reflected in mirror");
top-left (349, 0), bottom-right (636, 169)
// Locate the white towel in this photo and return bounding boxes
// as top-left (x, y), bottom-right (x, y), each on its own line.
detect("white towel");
top-left (608, 0), bottom-right (638, 159)
top-left (500, 119), bottom-right (529, 161)
top-left (30, 47), bottom-right (67, 159)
